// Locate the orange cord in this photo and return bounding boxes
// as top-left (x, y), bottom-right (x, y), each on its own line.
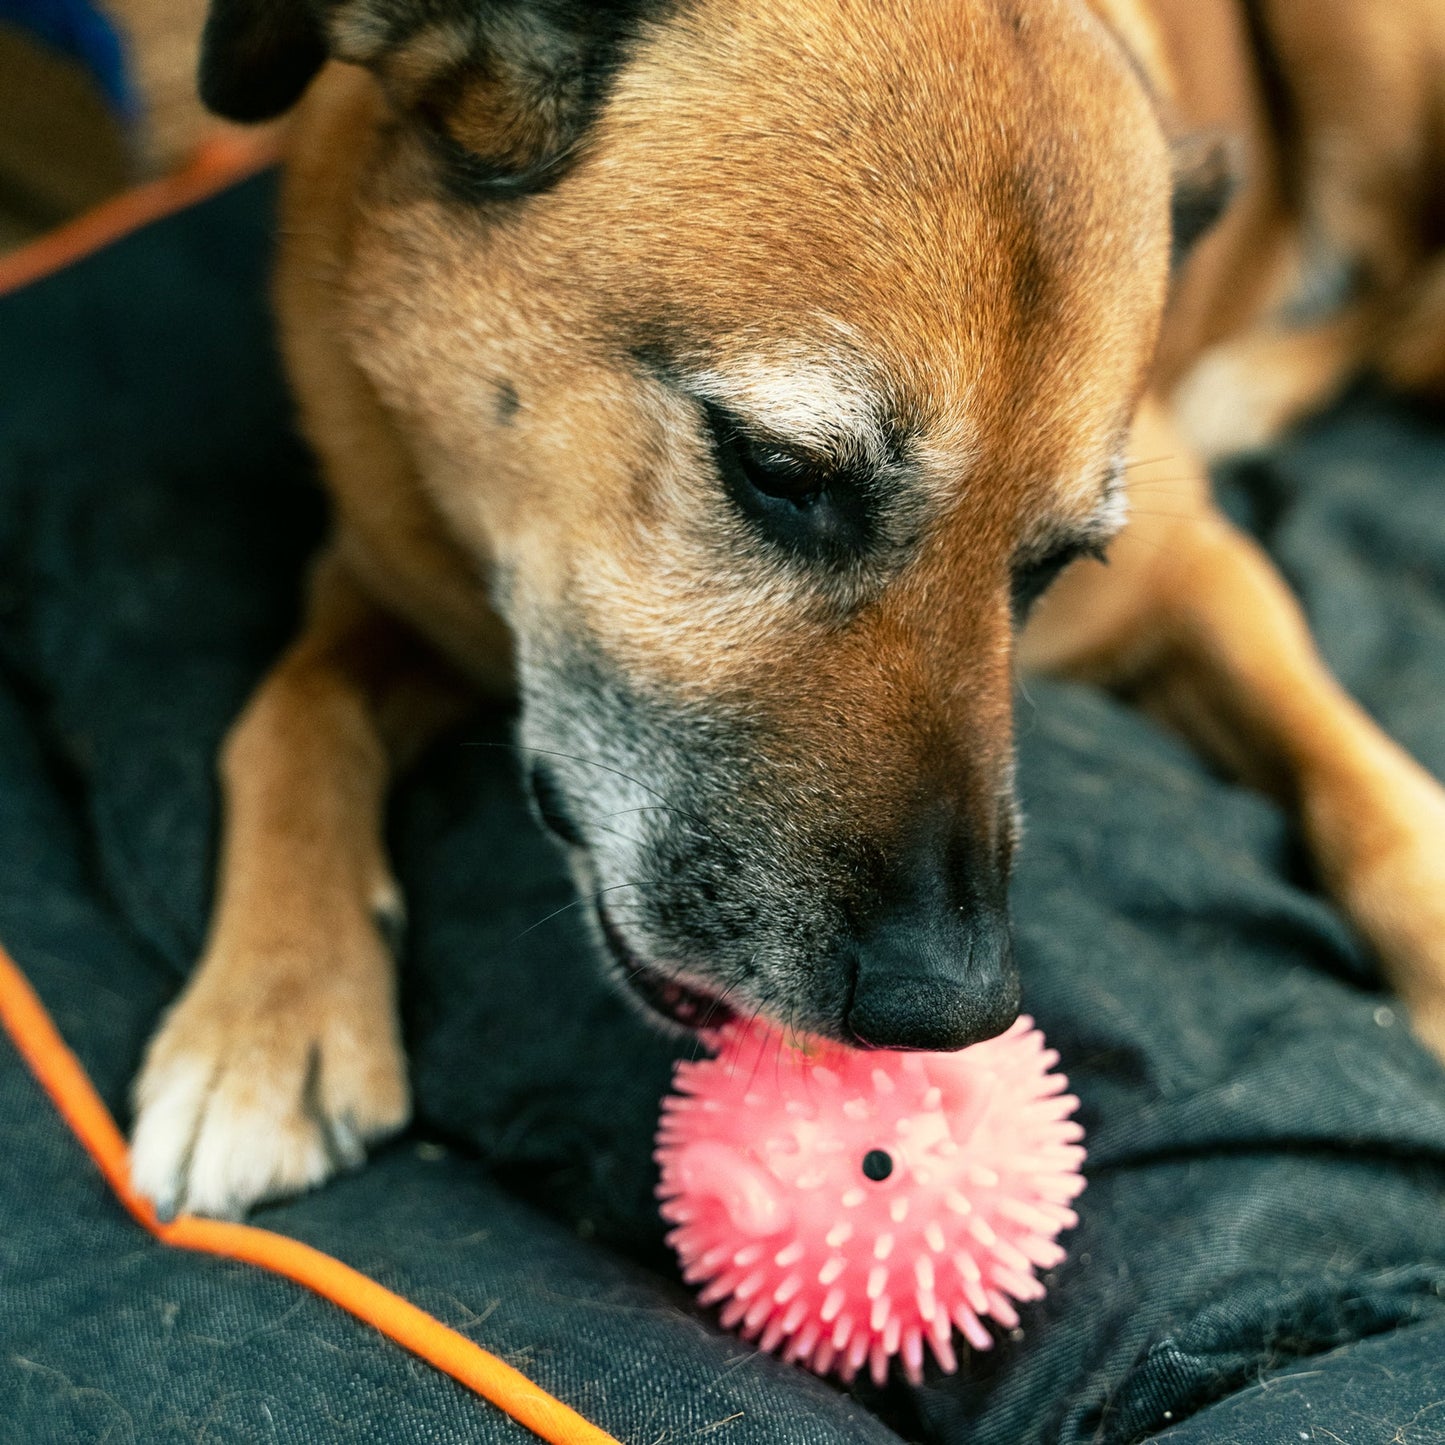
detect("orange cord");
top-left (0, 143), bottom-right (625, 1445)
top-left (0, 132), bottom-right (281, 296)
top-left (0, 946), bottom-right (623, 1445)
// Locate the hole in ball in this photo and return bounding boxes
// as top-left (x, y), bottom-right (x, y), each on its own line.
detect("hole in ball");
top-left (861, 1149), bottom-right (894, 1182)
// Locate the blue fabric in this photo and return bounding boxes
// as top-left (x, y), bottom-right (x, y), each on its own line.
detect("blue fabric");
top-left (0, 0), bottom-right (135, 116)
top-left (1, 173), bottom-right (1444, 1444)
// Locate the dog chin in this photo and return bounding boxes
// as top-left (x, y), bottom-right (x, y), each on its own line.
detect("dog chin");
top-left (593, 903), bottom-right (737, 1033)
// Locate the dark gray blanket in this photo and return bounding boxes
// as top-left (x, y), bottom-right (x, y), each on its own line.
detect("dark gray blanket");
top-left (2, 174), bottom-right (1444, 1445)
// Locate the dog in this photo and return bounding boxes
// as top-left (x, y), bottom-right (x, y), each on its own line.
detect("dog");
top-left (128, 0), bottom-right (1445, 1220)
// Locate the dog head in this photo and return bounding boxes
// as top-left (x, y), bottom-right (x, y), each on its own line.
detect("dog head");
top-left (207, 0), bottom-right (1198, 1048)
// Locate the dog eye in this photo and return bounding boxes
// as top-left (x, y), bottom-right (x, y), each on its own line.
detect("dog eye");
top-left (704, 404), bottom-right (874, 567)
top-left (706, 404), bottom-right (827, 508)
top-left (735, 442), bottom-right (827, 508)
top-left (1012, 538), bottom-right (1105, 620)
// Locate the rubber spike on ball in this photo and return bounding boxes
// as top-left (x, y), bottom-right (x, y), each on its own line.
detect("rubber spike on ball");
top-left (655, 1016), bottom-right (1085, 1385)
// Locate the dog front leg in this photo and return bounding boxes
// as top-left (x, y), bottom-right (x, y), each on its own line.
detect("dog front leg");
top-left (129, 548), bottom-right (473, 1218)
top-left (1022, 397), bottom-right (1445, 1062)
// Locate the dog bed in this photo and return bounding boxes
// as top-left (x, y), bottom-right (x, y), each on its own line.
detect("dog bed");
top-left (2, 173), bottom-right (1444, 1445)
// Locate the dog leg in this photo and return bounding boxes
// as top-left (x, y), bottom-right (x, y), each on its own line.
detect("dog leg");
top-left (1169, 310), bottom-right (1371, 462)
top-left (130, 548), bottom-right (472, 1218)
top-left (1022, 398), bottom-right (1445, 1062)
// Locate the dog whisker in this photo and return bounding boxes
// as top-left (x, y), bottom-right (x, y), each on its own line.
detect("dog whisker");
top-left (1121, 453), bottom-right (1181, 471)
top-left (506, 879), bottom-right (661, 945)
top-left (730, 995), bottom-right (774, 1088)
top-left (585, 818), bottom-right (651, 848)
top-left (697, 979), bottom-right (743, 1040)
top-left (1122, 476), bottom-right (1211, 493)
top-left (468, 740), bottom-right (732, 851)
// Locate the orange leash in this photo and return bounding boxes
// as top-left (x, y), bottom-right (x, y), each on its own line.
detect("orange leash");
top-left (0, 945), bottom-right (623, 1445)
top-left (0, 132), bottom-right (279, 297)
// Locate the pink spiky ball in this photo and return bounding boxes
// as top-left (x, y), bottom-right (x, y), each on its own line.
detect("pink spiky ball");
top-left (655, 1016), bottom-right (1086, 1386)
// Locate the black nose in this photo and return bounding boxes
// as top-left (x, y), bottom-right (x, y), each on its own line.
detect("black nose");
top-left (845, 903), bottom-right (1018, 1052)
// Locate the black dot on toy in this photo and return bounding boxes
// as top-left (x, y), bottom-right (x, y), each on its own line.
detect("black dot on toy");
top-left (861, 1148), bottom-right (893, 1181)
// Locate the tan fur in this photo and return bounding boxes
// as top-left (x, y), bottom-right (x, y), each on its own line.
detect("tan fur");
top-left (131, 0), bottom-right (1445, 1216)
top-left (131, 553), bottom-right (470, 1215)
top-left (1024, 0), bottom-right (1445, 1057)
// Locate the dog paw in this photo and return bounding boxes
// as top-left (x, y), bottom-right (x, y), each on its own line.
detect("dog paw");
top-left (1172, 333), bottom-right (1339, 461)
top-left (1406, 995), bottom-right (1445, 1066)
top-left (129, 950), bottom-right (409, 1220)
top-left (1317, 754), bottom-right (1445, 1071)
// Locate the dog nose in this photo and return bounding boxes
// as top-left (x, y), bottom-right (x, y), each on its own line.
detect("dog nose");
top-left (845, 904), bottom-right (1019, 1051)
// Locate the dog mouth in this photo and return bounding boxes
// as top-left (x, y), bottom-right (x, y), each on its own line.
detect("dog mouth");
top-left (595, 904), bottom-right (736, 1031)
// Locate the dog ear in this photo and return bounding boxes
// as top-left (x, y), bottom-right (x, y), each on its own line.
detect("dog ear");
top-left (199, 0), bottom-right (329, 122)
top-left (199, 0), bottom-right (661, 191)
top-left (372, 1), bottom-right (666, 194)
top-left (1170, 133), bottom-right (1242, 267)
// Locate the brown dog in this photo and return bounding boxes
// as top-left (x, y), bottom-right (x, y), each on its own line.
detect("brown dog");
top-left (129, 0), bottom-right (1445, 1219)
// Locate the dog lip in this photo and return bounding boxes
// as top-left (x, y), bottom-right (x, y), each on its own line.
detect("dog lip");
top-left (594, 904), bottom-right (735, 1031)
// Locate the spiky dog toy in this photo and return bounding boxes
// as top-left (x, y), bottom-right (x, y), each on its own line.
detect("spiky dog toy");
top-left (656, 1016), bottom-right (1085, 1386)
